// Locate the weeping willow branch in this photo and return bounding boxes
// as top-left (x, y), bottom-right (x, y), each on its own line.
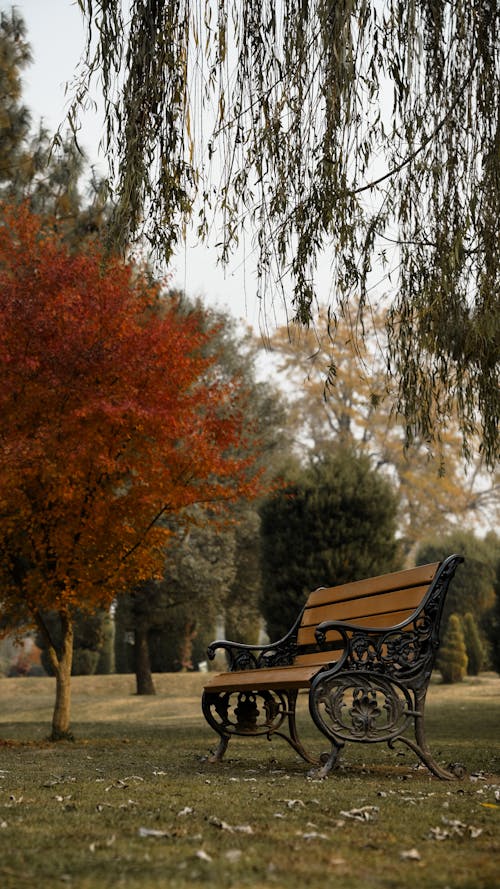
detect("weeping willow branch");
top-left (73, 1), bottom-right (499, 468)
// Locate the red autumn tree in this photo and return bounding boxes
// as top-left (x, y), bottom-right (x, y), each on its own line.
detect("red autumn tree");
top-left (0, 203), bottom-right (263, 738)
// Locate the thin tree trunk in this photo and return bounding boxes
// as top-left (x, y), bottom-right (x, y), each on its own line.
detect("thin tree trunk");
top-left (178, 620), bottom-right (197, 671)
top-left (134, 625), bottom-right (156, 695)
top-left (51, 611), bottom-right (74, 740)
top-left (34, 608), bottom-right (75, 740)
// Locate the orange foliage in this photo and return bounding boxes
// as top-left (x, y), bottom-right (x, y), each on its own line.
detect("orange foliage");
top-left (0, 203), bottom-right (263, 626)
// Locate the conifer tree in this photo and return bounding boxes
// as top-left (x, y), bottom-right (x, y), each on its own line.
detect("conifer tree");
top-left (486, 558), bottom-right (500, 675)
top-left (417, 532), bottom-right (496, 650)
top-left (437, 613), bottom-right (468, 684)
top-left (114, 301), bottom-right (289, 692)
top-left (462, 612), bottom-right (486, 676)
top-left (0, 9), bottom-right (110, 242)
top-left (259, 448), bottom-right (399, 640)
top-left (0, 9), bottom-right (32, 194)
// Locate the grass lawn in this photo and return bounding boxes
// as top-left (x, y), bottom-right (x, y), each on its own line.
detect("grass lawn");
top-left (0, 672), bottom-right (499, 888)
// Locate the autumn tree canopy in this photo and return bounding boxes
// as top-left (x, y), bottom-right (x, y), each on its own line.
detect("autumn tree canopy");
top-left (73, 0), bottom-right (499, 467)
top-left (113, 300), bottom-right (289, 695)
top-left (0, 203), bottom-right (264, 736)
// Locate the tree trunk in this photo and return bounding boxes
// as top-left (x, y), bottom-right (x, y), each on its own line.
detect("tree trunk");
top-left (134, 625), bottom-right (156, 695)
top-left (51, 611), bottom-right (74, 740)
top-left (178, 620), bottom-right (197, 671)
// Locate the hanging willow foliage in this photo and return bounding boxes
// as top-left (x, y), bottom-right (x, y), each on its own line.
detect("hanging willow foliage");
top-left (74, 0), bottom-right (499, 467)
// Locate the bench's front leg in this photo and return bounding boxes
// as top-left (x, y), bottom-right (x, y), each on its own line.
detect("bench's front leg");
top-left (207, 734), bottom-right (229, 764)
top-left (310, 743), bottom-right (344, 779)
top-left (309, 668), bottom-right (418, 767)
top-left (309, 668), bottom-right (464, 779)
top-left (392, 686), bottom-right (466, 779)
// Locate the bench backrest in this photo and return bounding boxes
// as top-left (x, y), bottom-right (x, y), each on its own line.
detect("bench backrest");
top-left (293, 561), bottom-right (441, 667)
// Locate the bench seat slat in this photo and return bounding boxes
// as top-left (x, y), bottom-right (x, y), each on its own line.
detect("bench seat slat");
top-left (204, 664), bottom-right (321, 692)
top-left (305, 562), bottom-right (440, 607)
top-left (293, 651), bottom-right (339, 667)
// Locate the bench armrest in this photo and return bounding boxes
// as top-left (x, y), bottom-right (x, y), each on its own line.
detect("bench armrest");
top-left (207, 619), bottom-right (300, 671)
top-left (315, 617), bottom-right (408, 646)
top-left (315, 614), bottom-right (436, 682)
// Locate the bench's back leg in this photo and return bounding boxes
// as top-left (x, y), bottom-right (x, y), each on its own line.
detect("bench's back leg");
top-left (202, 686), bottom-right (332, 767)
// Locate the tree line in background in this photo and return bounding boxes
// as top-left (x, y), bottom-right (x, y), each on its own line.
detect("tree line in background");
top-left (0, 9), bottom-right (499, 730)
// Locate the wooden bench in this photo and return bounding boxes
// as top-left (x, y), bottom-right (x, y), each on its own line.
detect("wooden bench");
top-left (202, 554), bottom-right (464, 778)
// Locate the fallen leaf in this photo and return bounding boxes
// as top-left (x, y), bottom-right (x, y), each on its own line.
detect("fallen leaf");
top-left (340, 806), bottom-right (379, 822)
top-left (400, 848), bottom-right (421, 861)
top-left (296, 831), bottom-right (328, 840)
top-left (429, 827), bottom-right (448, 841)
top-left (138, 827), bottom-right (171, 838)
top-left (329, 857), bottom-right (347, 867)
top-left (429, 818), bottom-right (483, 841)
top-left (208, 816), bottom-right (253, 834)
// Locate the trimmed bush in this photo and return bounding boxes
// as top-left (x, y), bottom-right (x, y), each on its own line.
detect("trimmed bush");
top-left (438, 613), bottom-right (468, 683)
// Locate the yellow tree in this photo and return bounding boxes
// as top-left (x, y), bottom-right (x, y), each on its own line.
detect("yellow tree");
top-left (264, 305), bottom-right (499, 557)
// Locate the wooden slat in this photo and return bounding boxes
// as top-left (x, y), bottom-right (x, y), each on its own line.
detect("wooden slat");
top-left (204, 664), bottom-right (320, 692)
top-left (296, 610), bottom-right (416, 646)
top-left (294, 650), bottom-right (340, 667)
top-left (300, 586), bottom-right (428, 628)
top-left (305, 562), bottom-right (439, 608)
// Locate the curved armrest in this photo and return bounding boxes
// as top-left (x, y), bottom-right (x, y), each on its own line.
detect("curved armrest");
top-left (315, 620), bottom-right (353, 647)
top-left (207, 617), bottom-right (301, 671)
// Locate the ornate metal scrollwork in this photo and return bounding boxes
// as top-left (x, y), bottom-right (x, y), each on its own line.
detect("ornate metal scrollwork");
top-left (310, 671), bottom-right (415, 744)
top-left (202, 688), bottom-right (290, 738)
top-left (202, 685), bottom-right (324, 766)
top-left (206, 625), bottom-right (299, 671)
top-left (234, 692), bottom-right (260, 731)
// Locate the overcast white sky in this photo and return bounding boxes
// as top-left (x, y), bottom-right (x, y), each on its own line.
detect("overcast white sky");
top-left (10, 0), bottom-right (292, 331)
